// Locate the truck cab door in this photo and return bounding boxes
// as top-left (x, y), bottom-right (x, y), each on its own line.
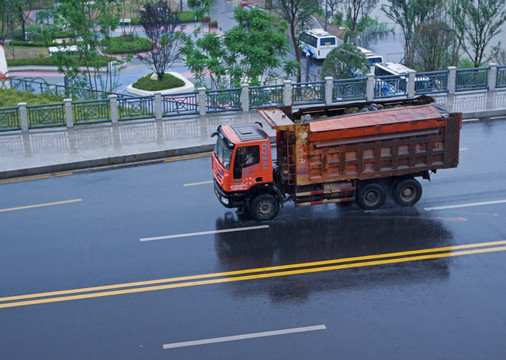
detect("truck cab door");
top-left (232, 145), bottom-right (263, 190)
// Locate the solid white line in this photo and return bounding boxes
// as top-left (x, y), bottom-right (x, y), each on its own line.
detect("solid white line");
top-left (425, 199), bottom-right (506, 211)
top-left (0, 199), bottom-right (82, 213)
top-left (183, 180), bottom-right (213, 187)
top-left (162, 325), bottom-right (327, 349)
top-left (140, 225), bottom-right (269, 242)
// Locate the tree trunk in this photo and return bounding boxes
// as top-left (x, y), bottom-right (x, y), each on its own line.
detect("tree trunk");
top-left (290, 23), bottom-right (301, 83)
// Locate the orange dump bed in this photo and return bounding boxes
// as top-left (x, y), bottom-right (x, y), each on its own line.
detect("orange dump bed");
top-left (261, 104), bottom-right (461, 186)
top-left (308, 105), bottom-right (444, 141)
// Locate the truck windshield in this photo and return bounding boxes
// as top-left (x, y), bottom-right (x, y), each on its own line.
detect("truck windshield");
top-left (214, 137), bottom-right (234, 169)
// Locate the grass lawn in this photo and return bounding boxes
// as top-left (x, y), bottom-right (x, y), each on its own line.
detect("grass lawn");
top-left (4, 46), bottom-right (49, 59)
top-left (0, 88), bottom-right (65, 107)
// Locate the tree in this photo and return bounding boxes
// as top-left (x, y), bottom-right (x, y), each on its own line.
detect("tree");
top-left (346, 0), bottom-right (378, 33)
top-left (321, 43), bottom-right (370, 79)
top-left (188, 0), bottom-right (213, 20)
top-left (38, 0), bottom-right (122, 96)
top-left (12, 0), bottom-right (38, 40)
top-left (224, 7), bottom-right (298, 86)
top-left (381, 0), bottom-right (444, 66)
top-left (274, 0), bottom-right (318, 82)
top-left (138, 1), bottom-right (184, 81)
top-left (450, 0), bottom-right (506, 67)
top-left (411, 19), bottom-right (459, 71)
top-left (182, 6), bottom-right (297, 88)
top-left (183, 32), bottom-right (228, 88)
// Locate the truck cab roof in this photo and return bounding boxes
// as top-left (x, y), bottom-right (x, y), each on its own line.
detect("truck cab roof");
top-left (220, 123), bottom-right (269, 144)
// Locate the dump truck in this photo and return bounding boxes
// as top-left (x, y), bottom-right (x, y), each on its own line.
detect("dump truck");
top-left (212, 96), bottom-right (461, 220)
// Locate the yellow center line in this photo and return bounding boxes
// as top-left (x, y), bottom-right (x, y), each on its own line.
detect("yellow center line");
top-left (164, 153), bottom-right (211, 163)
top-left (0, 199), bottom-right (82, 213)
top-left (3, 246), bottom-right (506, 309)
top-left (1, 241), bottom-right (506, 309)
top-left (0, 173), bottom-right (73, 184)
top-left (3, 240), bottom-right (505, 302)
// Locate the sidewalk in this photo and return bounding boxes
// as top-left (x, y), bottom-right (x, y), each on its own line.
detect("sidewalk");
top-left (0, 111), bottom-right (272, 179)
top-left (1, 92), bottom-right (506, 180)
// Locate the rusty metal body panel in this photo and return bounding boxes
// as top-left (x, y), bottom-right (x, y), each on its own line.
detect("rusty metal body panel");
top-left (259, 104), bottom-right (461, 188)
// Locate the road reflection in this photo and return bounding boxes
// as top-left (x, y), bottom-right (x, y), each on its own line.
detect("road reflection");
top-left (214, 205), bottom-right (453, 301)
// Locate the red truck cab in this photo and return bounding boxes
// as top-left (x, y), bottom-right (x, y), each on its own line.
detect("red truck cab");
top-left (212, 123), bottom-right (277, 216)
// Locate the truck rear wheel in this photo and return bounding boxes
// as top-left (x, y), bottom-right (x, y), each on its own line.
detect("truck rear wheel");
top-left (248, 194), bottom-right (280, 221)
top-left (356, 182), bottom-right (386, 210)
top-left (392, 177), bottom-right (422, 206)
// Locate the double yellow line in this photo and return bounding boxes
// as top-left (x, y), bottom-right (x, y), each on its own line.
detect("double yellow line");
top-left (2, 240), bottom-right (506, 309)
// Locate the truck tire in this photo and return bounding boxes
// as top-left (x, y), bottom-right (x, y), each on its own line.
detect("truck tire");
top-left (392, 177), bottom-right (422, 206)
top-left (356, 182), bottom-right (386, 210)
top-left (248, 194), bottom-right (280, 221)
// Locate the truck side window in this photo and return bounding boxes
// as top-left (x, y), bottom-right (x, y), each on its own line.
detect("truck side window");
top-left (241, 146), bottom-right (260, 168)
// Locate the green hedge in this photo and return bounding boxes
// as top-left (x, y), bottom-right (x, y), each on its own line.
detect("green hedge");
top-left (7, 55), bottom-right (114, 67)
top-left (12, 40), bottom-right (59, 47)
top-left (132, 73), bottom-right (185, 91)
top-left (101, 36), bottom-right (152, 54)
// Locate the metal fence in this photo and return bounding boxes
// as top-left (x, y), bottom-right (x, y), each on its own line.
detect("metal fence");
top-left (456, 67), bottom-right (489, 91)
top-left (162, 92), bottom-right (199, 117)
top-left (0, 107), bottom-right (21, 132)
top-left (2, 64), bottom-right (506, 132)
top-left (206, 88), bottom-right (242, 113)
top-left (333, 77), bottom-right (367, 101)
top-left (28, 103), bottom-right (65, 128)
top-left (249, 85), bottom-right (284, 109)
top-left (73, 99), bottom-right (110, 125)
top-left (415, 70), bottom-right (448, 94)
top-left (375, 75), bottom-right (407, 98)
top-left (497, 66), bottom-right (506, 88)
top-left (8, 77), bottom-right (128, 100)
top-left (118, 96), bottom-right (154, 121)
top-left (292, 81), bottom-right (325, 105)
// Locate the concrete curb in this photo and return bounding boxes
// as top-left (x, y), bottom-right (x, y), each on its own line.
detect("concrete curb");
top-left (0, 144), bottom-right (215, 180)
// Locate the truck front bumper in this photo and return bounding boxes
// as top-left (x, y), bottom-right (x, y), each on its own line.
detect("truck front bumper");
top-left (214, 180), bottom-right (248, 209)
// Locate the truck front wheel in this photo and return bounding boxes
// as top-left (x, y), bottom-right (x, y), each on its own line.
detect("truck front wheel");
top-left (357, 182), bottom-right (386, 210)
top-left (392, 177), bottom-right (422, 206)
top-left (248, 194), bottom-right (280, 221)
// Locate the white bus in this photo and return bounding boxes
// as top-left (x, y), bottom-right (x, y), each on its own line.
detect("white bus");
top-left (374, 62), bottom-right (432, 94)
top-left (357, 46), bottom-right (383, 66)
top-left (299, 29), bottom-right (342, 60)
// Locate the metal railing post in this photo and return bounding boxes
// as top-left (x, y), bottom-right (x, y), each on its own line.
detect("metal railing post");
top-left (154, 92), bottom-right (162, 121)
top-left (109, 95), bottom-right (118, 124)
top-left (283, 80), bottom-right (292, 106)
top-left (64, 98), bottom-right (73, 128)
top-left (448, 66), bottom-right (457, 95)
top-left (488, 63), bottom-right (497, 91)
top-left (198, 87), bottom-right (207, 116)
top-left (19, 102), bottom-right (28, 133)
top-left (407, 70), bottom-right (416, 98)
top-left (366, 74), bottom-right (375, 101)
top-left (325, 77), bottom-right (333, 105)
top-left (241, 83), bottom-right (249, 112)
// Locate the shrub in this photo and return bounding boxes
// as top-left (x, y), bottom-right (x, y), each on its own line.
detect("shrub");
top-left (132, 73), bottom-right (185, 91)
top-left (7, 55), bottom-right (114, 67)
top-left (101, 36), bottom-right (152, 54)
top-left (180, 11), bottom-right (197, 22)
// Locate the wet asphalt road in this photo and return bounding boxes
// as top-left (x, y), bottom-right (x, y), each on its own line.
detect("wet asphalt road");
top-left (1, 118), bottom-right (506, 359)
